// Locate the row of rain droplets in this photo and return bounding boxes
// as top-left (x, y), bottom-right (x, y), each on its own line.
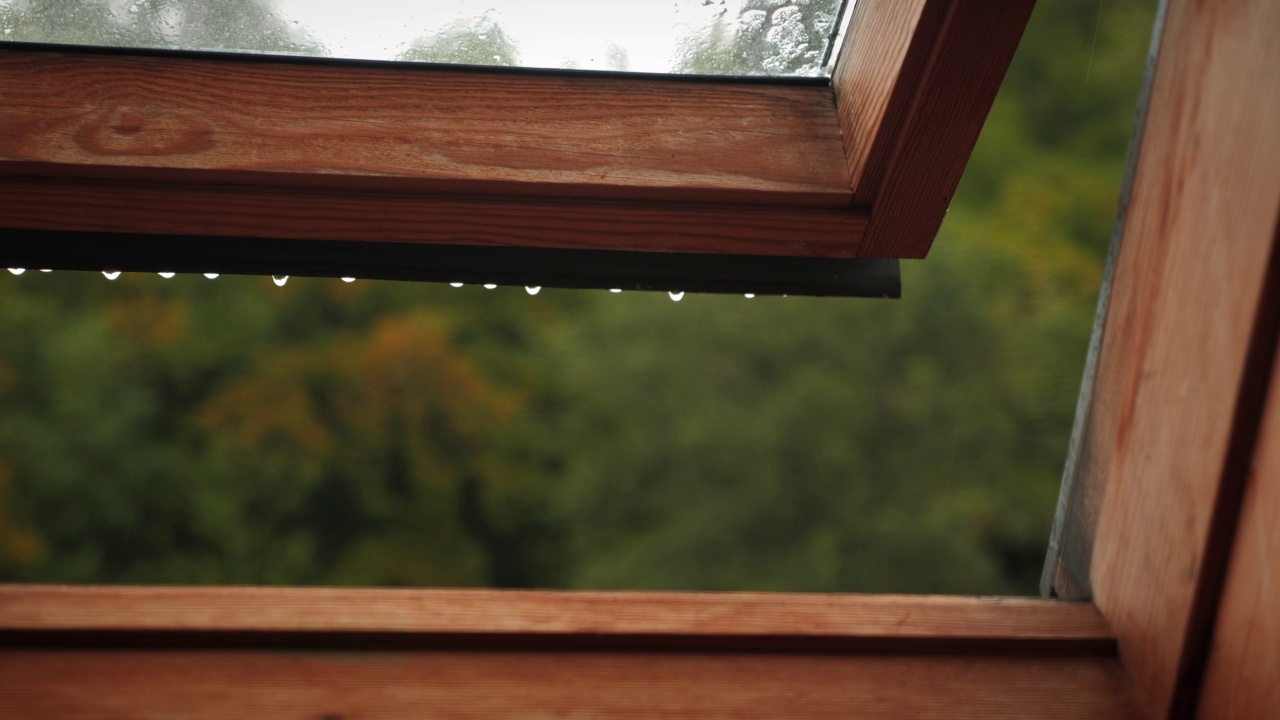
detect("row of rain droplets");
top-left (6, 270), bottom-right (760, 299)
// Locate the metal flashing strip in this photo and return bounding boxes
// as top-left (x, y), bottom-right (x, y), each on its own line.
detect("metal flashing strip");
top-left (1039, 0), bottom-right (1170, 600)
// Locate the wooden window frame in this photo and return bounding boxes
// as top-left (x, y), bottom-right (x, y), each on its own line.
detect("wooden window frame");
top-left (3, 0), bottom-right (1280, 716)
top-left (0, 1), bottom-right (1032, 296)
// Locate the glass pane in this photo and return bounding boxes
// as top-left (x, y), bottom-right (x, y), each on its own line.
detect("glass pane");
top-left (0, 0), bottom-right (850, 76)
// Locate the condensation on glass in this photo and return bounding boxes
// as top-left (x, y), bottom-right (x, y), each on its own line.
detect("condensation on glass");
top-left (0, 0), bottom-right (853, 77)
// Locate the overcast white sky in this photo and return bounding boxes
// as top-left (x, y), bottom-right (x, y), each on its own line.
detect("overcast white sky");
top-left (270, 0), bottom-right (746, 73)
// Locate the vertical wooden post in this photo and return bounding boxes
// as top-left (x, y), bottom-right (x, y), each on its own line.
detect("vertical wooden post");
top-left (1079, 0), bottom-right (1280, 716)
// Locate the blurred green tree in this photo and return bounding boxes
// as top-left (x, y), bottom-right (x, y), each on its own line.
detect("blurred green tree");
top-left (398, 12), bottom-right (518, 66)
top-left (1, 0), bottom-right (322, 54)
top-left (675, 0), bottom-right (843, 75)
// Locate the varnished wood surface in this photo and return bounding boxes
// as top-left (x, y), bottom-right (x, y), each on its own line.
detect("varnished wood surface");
top-left (1196, 340), bottom-right (1280, 719)
top-left (0, 10), bottom-right (1040, 261)
top-left (0, 176), bottom-right (868, 257)
top-left (0, 586), bottom-right (1112, 649)
top-left (0, 48), bottom-right (851, 207)
top-left (0, 650), bottom-right (1141, 719)
top-left (1083, 0), bottom-right (1280, 716)
top-left (848, 1), bottom-right (1034, 258)
top-left (832, 0), bottom-right (947, 205)
top-left (0, 588), bottom-right (1138, 715)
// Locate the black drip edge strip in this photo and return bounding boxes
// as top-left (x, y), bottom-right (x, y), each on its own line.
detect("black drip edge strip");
top-left (0, 230), bottom-right (901, 299)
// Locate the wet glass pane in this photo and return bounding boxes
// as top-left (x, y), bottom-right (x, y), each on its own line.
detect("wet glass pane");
top-left (0, 0), bottom-right (851, 76)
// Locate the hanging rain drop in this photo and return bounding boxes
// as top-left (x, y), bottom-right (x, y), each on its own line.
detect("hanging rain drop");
top-left (450, 282), bottom-right (464, 288)
top-left (204, 273), bottom-right (219, 279)
top-left (525, 286), bottom-right (541, 295)
top-left (102, 270), bottom-right (121, 280)
top-left (158, 272), bottom-right (175, 279)
top-left (483, 283), bottom-right (497, 290)
top-left (341, 277), bottom-right (356, 283)
top-left (6, 268), bottom-right (25, 275)
top-left (39, 269), bottom-right (52, 273)
top-left (744, 293), bottom-right (755, 299)
top-left (272, 275), bottom-right (288, 287)
top-left (609, 288), bottom-right (622, 293)
top-left (668, 291), bottom-right (684, 302)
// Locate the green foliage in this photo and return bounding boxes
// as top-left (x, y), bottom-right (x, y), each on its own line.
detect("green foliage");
top-left (675, 0), bottom-right (842, 76)
top-left (1, 0), bottom-right (323, 55)
top-left (0, 0), bottom-right (1157, 594)
top-left (398, 13), bottom-right (518, 66)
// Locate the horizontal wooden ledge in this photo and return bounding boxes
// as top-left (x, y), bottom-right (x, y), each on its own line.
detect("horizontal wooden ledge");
top-left (0, 586), bottom-right (1115, 654)
top-left (0, 651), bottom-right (1144, 719)
top-left (0, 176), bottom-right (869, 258)
top-left (0, 45), bottom-right (853, 207)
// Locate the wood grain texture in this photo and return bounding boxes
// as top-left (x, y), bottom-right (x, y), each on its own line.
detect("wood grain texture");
top-left (0, 650), bottom-right (1142, 719)
top-left (1196, 336), bottom-right (1280, 719)
top-left (0, 176), bottom-right (868, 257)
top-left (848, 1), bottom-right (1035, 258)
top-left (831, 0), bottom-right (948, 205)
top-left (0, 49), bottom-right (852, 207)
top-left (1083, 0), bottom-right (1280, 716)
top-left (0, 586), bottom-right (1111, 649)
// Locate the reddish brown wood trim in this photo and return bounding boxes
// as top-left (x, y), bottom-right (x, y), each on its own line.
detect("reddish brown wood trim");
top-left (0, 650), bottom-right (1142, 719)
top-left (0, 48), bottom-right (851, 208)
top-left (0, 586), bottom-right (1112, 649)
top-left (831, 0), bottom-right (948, 205)
top-left (0, 176), bottom-right (868, 257)
top-left (1083, 0), bottom-right (1280, 716)
top-left (1196, 318), bottom-right (1280, 719)
top-left (837, 0), bottom-right (1035, 259)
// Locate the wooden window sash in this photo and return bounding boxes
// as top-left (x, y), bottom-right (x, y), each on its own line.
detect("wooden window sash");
top-left (0, 1), bottom-right (1033, 265)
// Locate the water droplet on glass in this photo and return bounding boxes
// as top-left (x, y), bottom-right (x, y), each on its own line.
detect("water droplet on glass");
top-left (609, 288), bottom-right (622, 293)
top-left (744, 293), bottom-right (755, 299)
top-left (272, 275), bottom-right (288, 287)
top-left (203, 273), bottom-right (219, 279)
top-left (103, 270), bottom-right (121, 280)
top-left (6, 268), bottom-right (25, 275)
top-left (669, 291), bottom-right (684, 302)
top-left (450, 282), bottom-right (464, 288)
top-left (158, 272), bottom-right (175, 278)
top-left (525, 286), bottom-right (541, 295)
top-left (483, 283), bottom-right (497, 290)
top-left (341, 277), bottom-right (356, 283)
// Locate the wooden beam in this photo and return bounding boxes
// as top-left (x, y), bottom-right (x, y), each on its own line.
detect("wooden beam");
top-left (0, 587), bottom-right (1141, 718)
top-left (833, 0), bottom-right (1035, 258)
top-left (0, 176), bottom-right (868, 258)
top-left (1196, 312), bottom-right (1280, 718)
top-left (0, 47), bottom-right (851, 208)
top-left (1080, 0), bottom-right (1280, 715)
top-left (0, 650), bottom-right (1141, 719)
top-left (0, 586), bottom-right (1111, 653)
top-left (831, 0), bottom-right (948, 205)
